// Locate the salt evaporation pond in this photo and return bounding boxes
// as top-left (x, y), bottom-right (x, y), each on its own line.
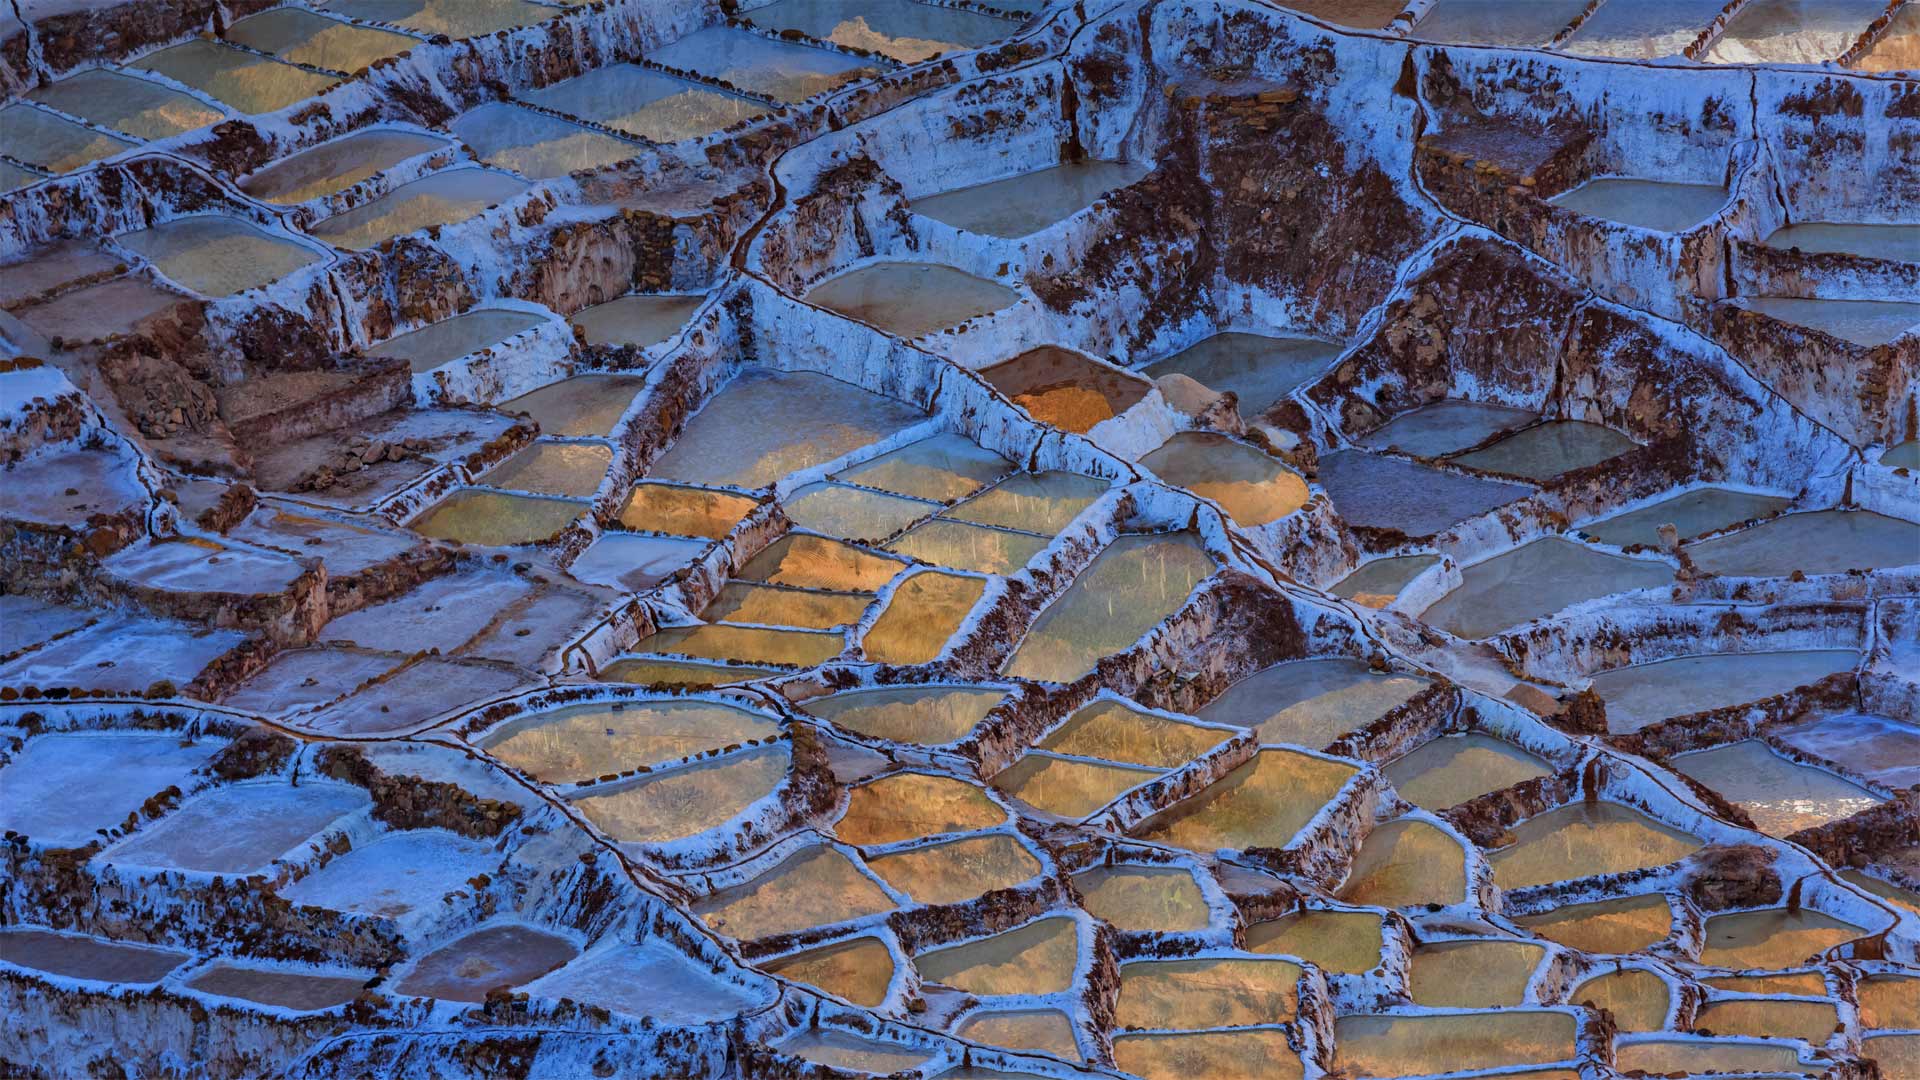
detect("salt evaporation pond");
top-left (1449, 419), bottom-right (1638, 480)
top-left (1001, 532), bottom-right (1215, 683)
top-left (240, 129), bottom-right (449, 205)
top-left (915, 916), bottom-right (1080, 996)
top-left (867, 833), bottom-right (1041, 905)
top-left (801, 684), bottom-right (1005, 744)
top-left (1487, 801), bottom-right (1702, 891)
top-left (991, 752), bottom-right (1161, 817)
top-left (1382, 733), bottom-right (1551, 811)
top-left (410, 489), bottom-right (586, 546)
top-left (526, 940), bottom-right (776, 1024)
top-left (0, 105), bottom-right (133, 174)
top-left (0, 732), bottom-right (220, 847)
top-left (308, 169), bottom-right (531, 250)
top-left (646, 368), bottom-right (921, 489)
top-left (1115, 955), bottom-right (1302, 1027)
top-left (523, 64), bottom-right (766, 143)
top-left (0, 929), bottom-right (189, 985)
top-left (790, 483), bottom-right (937, 540)
top-left (478, 442), bottom-right (611, 498)
top-left (27, 69), bottom-right (223, 140)
top-left (763, 936), bottom-right (895, 1006)
top-left (1133, 748), bottom-right (1358, 853)
top-left (1883, 439), bottom-right (1920, 468)
top-left (321, 0), bottom-right (554, 38)
top-left (1578, 486), bottom-right (1790, 547)
top-left (738, 533), bottom-right (906, 590)
top-left (941, 469), bottom-right (1107, 531)
top-left (1675, 740), bottom-right (1883, 834)
top-left (1513, 893), bottom-right (1673, 954)
top-left (1114, 1030), bottom-right (1303, 1080)
top-left (116, 217), bottom-right (322, 298)
top-left (1140, 332), bottom-right (1339, 416)
top-left (1410, 0), bottom-right (1589, 46)
top-left (912, 160), bottom-right (1147, 239)
top-left (1773, 713), bottom-right (1920, 789)
top-left (1040, 699), bottom-right (1230, 767)
top-left (1588, 648), bottom-right (1861, 733)
top-left (132, 40), bottom-right (338, 116)
top-left (1246, 909), bottom-right (1384, 973)
top-left (1418, 538), bottom-right (1671, 640)
top-left (981, 346), bottom-right (1153, 434)
top-left (862, 570), bottom-right (985, 664)
top-left (1317, 450), bottom-right (1528, 536)
top-left (1549, 179), bottom-right (1727, 233)
top-left (102, 783), bottom-right (368, 875)
top-left (225, 8), bottom-right (417, 72)
top-left (481, 699), bottom-right (780, 781)
top-left (1704, 0), bottom-right (1890, 64)
top-left (695, 845), bottom-right (894, 940)
top-left (280, 830), bottom-right (494, 917)
top-left (451, 103), bottom-right (639, 180)
top-left (890, 518), bottom-right (1063, 573)
top-left (568, 294), bottom-right (704, 348)
top-left (1698, 907), bottom-right (1867, 969)
top-left (836, 433), bottom-right (1011, 502)
top-left (369, 309), bottom-right (546, 373)
top-left (572, 745), bottom-right (789, 846)
top-left (704, 581), bottom-right (871, 629)
top-left (1072, 865), bottom-right (1211, 932)
top-left (187, 965), bottom-right (368, 1011)
top-left (1734, 297), bottom-right (1920, 347)
top-left (1332, 1011), bottom-right (1578, 1077)
top-left (1140, 432), bottom-right (1309, 526)
top-left (396, 924), bottom-right (578, 1002)
top-left (1559, 0), bottom-right (1735, 58)
top-left (1359, 399), bottom-right (1536, 458)
top-left (1196, 657), bottom-right (1429, 748)
top-left (1408, 939), bottom-right (1545, 1007)
top-left (838, 772), bottom-right (1003, 844)
top-left (1337, 817), bottom-right (1467, 908)
top-left (1684, 509), bottom-right (1919, 576)
top-left (1765, 222), bottom-right (1920, 262)
top-left (508, 374), bottom-right (648, 438)
top-left (619, 480), bottom-right (756, 536)
top-left (777, 1030), bottom-right (933, 1073)
top-left (648, 28), bottom-right (879, 103)
top-left (1331, 554), bottom-right (1437, 608)
top-left (807, 261), bottom-right (1020, 338)
top-left (744, 0), bottom-right (1011, 62)
top-left (956, 1009), bottom-right (1081, 1060)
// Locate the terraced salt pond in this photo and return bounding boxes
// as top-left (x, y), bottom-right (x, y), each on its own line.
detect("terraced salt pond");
top-left (1001, 532), bottom-right (1215, 683)
top-left (1765, 222), bottom-right (1920, 262)
top-left (1773, 713), bottom-right (1920, 789)
top-left (102, 783), bottom-right (368, 875)
top-left (186, 965), bottom-right (369, 1011)
top-left (1330, 554), bottom-right (1438, 607)
top-left (1549, 179), bottom-right (1728, 232)
top-left (1448, 420), bottom-right (1638, 480)
top-left (1578, 486), bottom-right (1790, 547)
top-left (1418, 538), bottom-right (1671, 640)
top-left (410, 490), bottom-right (585, 546)
top-left (648, 28), bottom-right (879, 103)
top-left (912, 160), bottom-right (1147, 239)
top-left (1559, 0), bottom-right (1735, 58)
top-left (1072, 865), bottom-right (1212, 932)
top-left (572, 746), bottom-right (790, 846)
top-left (1337, 818), bottom-right (1468, 908)
top-left (0, 929), bottom-right (189, 985)
top-left (1317, 450), bottom-right (1529, 536)
top-left (508, 374), bottom-right (648, 438)
top-left (981, 347), bottom-right (1153, 434)
top-left (1487, 801), bottom-right (1703, 891)
top-left (1671, 742), bottom-right (1882, 836)
top-left (224, 7), bottom-right (417, 72)
top-left (478, 442), bottom-right (612, 498)
top-left (1408, 939), bottom-right (1545, 1007)
top-left (695, 845), bottom-right (894, 940)
top-left (131, 40), bottom-right (338, 116)
top-left (0, 732), bottom-right (220, 847)
top-left (1409, 0), bottom-right (1589, 46)
top-left (0, 105), bottom-right (134, 174)
top-left (1196, 658), bottom-right (1429, 749)
top-left (451, 103), bottom-right (639, 180)
top-left (116, 217), bottom-right (323, 298)
top-left (26, 69), bottom-right (224, 140)
top-left (1246, 909), bottom-right (1384, 973)
top-left (1734, 297), bottom-right (1920, 347)
top-left (395, 924), bottom-right (578, 1002)
top-left (647, 368), bottom-right (920, 489)
top-left (568, 294), bottom-right (704, 349)
top-left (1333, 1011), bottom-right (1578, 1077)
top-left (1140, 433), bottom-right (1309, 526)
top-left (308, 168), bottom-right (530, 250)
top-left (1382, 733), bottom-right (1551, 811)
top-left (1587, 649), bottom-right (1861, 733)
top-left (523, 64), bottom-right (766, 143)
top-left (239, 129), bottom-right (450, 205)
top-left (320, 0), bottom-right (554, 38)
top-left (838, 772), bottom-right (1003, 844)
top-left (1513, 893), bottom-right (1673, 953)
top-left (1133, 748), bottom-right (1358, 853)
top-left (802, 684), bottom-right (1004, 745)
top-left (1114, 1030), bottom-right (1303, 1080)
top-left (744, 0), bottom-right (1012, 62)
top-left (991, 752), bottom-right (1161, 818)
top-left (1683, 509), bottom-right (1919, 576)
top-left (1360, 399), bottom-right (1536, 458)
top-left (480, 699), bottom-right (780, 781)
top-left (763, 936), bottom-right (895, 1006)
top-left (369, 309), bottom-right (546, 373)
top-left (866, 832), bottom-right (1040, 904)
top-left (915, 917), bottom-right (1080, 996)
top-left (1697, 907), bottom-right (1867, 969)
top-left (807, 262), bottom-right (1020, 338)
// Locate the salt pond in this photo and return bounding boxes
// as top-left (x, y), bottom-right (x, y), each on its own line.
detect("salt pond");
top-left (807, 262), bottom-right (1020, 338)
top-left (1588, 649), bottom-right (1860, 733)
top-left (913, 160), bottom-right (1147, 239)
top-left (1002, 532), bottom-right (1214, 683)
top-left (1549, 179), bottom-right (1727, 233)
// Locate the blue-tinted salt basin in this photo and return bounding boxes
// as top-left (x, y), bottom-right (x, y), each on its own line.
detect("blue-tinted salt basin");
top-left (1416, 538), bottom-right (1671, 640)
top-left (1587, 649), bottom-right (1861, 734)
top-left (1772, 713), bottom-right (1920, 790)
top-left (102, 783), bottom-right (369, 874)
top-left (280, 830), bottom-right (494, 917)
top-left (0, 732), bottom-right (220, 847)
top-left (1317, 450), bottom-right (1529, 537)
